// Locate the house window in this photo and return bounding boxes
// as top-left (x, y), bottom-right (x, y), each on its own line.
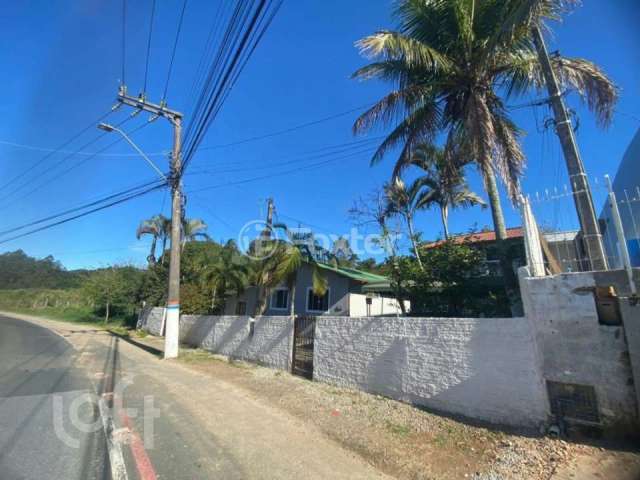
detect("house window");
top-left (307, 288), bottom-right (329, 313)
top-left (235, 301), bottom-right (247, 315)
top-left (270, 288), bottom-right (289, 310)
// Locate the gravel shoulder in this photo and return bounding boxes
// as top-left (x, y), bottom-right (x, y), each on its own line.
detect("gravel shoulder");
top-left (175, 347), bottom-right (640, 480)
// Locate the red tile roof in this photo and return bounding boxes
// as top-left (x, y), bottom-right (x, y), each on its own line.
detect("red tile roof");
top-left (424, 227), bottom-right (524, 249)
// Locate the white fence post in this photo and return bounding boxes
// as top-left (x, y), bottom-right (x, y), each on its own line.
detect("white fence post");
top-left (605, 175), bottom-right (637, 295)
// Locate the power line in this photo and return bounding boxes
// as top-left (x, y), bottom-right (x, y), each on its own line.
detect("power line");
top-left (186, 145), bottom-right (376, 194)
top-left (163, 0), bottom-right (188, 101)
top-left (185, 138), bottom-right (382, 176)
top-left (196, 103), bottom-right (376, 151)
top-left (143, 0), bottom-right (157, 95)
top-left (0, 139), bottom-right (167, 157)
top-left (0, 182), bottom-right (165, 246)
top-left (121, 0), bottom-right (127, 85)
top-left (0, 178), bottom-right (166, 238)
top-left (181, 0), bottom-right (284, 173)
top-left (0, 110), bottom-right (113, 194)
top-left (0, 118), bottom-right (145, 210)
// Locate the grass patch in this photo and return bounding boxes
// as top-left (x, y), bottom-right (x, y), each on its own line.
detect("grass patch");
top-left (386, 421), bottom-right (411, 437)
top-left (1, 306), bottom-right (129, 330)
top-left (134, 329), bottom-right (148, 338)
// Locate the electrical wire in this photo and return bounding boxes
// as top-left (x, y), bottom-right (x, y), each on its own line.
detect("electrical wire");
top-left (186, 145), bottom-right (376, 194)
top-left (143, 0), bottom-right (157, 95)
top-left (0, 110), bottom-right (113, 194)
top-left (0, 182), bottom-right (165, 246)
top-left (163, 0), bottom-right (188, 101)
top-left (196, 103), bottom-right (376, 151)
top-left (0, 139), bottom-right (166, 157)
top-left (181, 0), bottom-right (283, 173)
top-left (121, 0), bottom-right (127, 85)
top-left (0, 178), bottom-right (166, 237)
top-left (0, 118), bottom-right (147, 210)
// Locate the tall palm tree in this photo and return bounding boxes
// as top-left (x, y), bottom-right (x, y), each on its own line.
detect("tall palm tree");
top-left (352, 0), bottom-right (616, 245)
top-left (407, 144), bottom-right (486, 239)
top-left (204, 240), bottom-right (248, 311)
top-left (384, 178), bottom-right (427, 270)
top-left (136, 214), bottom-right (170, 265)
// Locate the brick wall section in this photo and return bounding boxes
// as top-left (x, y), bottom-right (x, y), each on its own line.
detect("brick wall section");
top-left (180, 315), bottom-right (293, 371)
top-left (313, 316), bottom-right (548, 428)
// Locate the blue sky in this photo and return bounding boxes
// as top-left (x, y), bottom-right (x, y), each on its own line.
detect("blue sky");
top-left (0, 0), bottom-right (638, 269)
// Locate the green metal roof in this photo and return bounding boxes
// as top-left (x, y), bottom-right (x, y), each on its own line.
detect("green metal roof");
top-left (315, 263), bottom-right (389, 284)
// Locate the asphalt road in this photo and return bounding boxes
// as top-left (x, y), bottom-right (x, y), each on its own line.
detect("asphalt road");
top-left (0, 314), bottom-right (388, 480)
top-left (0, 314), bottom-right (110, 480)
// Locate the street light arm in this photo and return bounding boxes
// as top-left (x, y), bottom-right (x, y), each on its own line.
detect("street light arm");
top-left (109, 126), bottom-right (168, 182)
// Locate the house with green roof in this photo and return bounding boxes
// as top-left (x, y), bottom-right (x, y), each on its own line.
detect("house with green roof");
top-left (223, 262), bottom-right (409, 317)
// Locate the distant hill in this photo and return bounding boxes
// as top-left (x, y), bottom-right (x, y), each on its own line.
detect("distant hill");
top-left (0, 250), bottom-right (85, 289)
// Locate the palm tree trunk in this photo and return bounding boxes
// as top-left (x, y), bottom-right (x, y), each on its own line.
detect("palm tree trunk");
top-left (405, 214), bottom-right (424, 270)
top-left (254, 285), bottom-right (269, 316)
top-left (482, 166), bottom-right (520, 314)
top-left (149, 236), bottom-right (157, 264)
top-left (104, 301), bottom-right (110, 323)
top-left (440, 205), bottom-right (450, 240)
top-left (483, 167), bottom-right (507, 240)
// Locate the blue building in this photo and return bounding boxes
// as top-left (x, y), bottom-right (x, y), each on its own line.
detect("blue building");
top-left (600, 128), bottom-right (640, 268)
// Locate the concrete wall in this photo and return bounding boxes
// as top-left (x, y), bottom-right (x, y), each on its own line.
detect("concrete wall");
top-left (521, 270), bottom-right (638, 428)
top-left (179, 314), bottom-right (293, 370)
top-left (313, 316), bottom-right (548, 428)
top-left (137, 307), bottom-right (165, 336)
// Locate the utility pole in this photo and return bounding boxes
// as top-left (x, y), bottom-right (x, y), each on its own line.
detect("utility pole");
top-left (531, 26), bottom-right (608, 271)
top-left (115, 86), bottom-right (184, 359)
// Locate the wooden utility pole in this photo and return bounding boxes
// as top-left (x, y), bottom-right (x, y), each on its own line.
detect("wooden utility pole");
top-left (116, 87), bottom-right (184, 358)
top-left (531, 26), bottom-right (608, 271)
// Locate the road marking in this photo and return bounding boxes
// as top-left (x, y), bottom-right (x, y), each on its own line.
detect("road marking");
top-left (98, 397), bottom-right (128, 480)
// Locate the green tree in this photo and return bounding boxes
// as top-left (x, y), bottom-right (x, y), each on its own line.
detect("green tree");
top-left (83, 268), bottom-right (127, 323)
top-left (136, 215), bottom-right (170, 265)
top-left (352, 0), bottom-right (616, 291)
top-left (203, 240), bottom-right (249, 312)
top-left (181, 218), bottom-right (210, 248)
top-left (403, 144), bottom-right (485, 239)
top-left (383, 178), bottom-right (427, 270)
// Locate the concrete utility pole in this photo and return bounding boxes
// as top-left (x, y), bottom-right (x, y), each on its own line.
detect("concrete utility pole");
top-left (115, 86), bottom-right (184, 359)
top-left (531, 26), bottom-right (608, 271)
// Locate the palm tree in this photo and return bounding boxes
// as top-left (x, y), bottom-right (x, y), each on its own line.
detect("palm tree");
top-left (204, 240), bottom-right (248, 312)
top-left (252, 226), bottom-right (328, 317)
top-left (181, 218), bottom-right (210, 249)
top-left (352, 0), bottom-right (616, 246)
top-left (383, 177), bottom-right (429, 270)
top-left (136, 214), bottom-right (170, 265)
top-left (407, 144), bottom-right (486, 239)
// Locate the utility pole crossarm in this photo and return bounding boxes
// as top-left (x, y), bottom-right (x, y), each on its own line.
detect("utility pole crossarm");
top-left (117, 88), bottom-right (183, 122)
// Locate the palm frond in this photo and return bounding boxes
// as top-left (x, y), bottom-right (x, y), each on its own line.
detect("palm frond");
top-left (552, 57), bottom-right (618, 127)
top-left (355, 31), bottom-right (451, 71)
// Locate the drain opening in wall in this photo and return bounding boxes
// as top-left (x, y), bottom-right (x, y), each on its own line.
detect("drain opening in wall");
top-left (546, 380), bottom-right (600, 423)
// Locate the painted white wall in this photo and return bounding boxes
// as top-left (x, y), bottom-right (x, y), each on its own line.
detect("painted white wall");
top-left (520, 270), bottom-right (638, 427)
top-left (179, 314), bottom-right (293, 371)
top-left (348, 294), bottom-right (409, 317)
top-left (313, 315), bottom-right (547, 428)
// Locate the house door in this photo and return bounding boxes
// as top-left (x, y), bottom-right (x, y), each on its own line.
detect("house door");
top-left (292, 316), bottom-right (316, 379)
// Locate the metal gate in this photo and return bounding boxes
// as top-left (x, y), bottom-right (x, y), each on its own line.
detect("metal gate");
top-left (292, 316), bottom-right (316, 379)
